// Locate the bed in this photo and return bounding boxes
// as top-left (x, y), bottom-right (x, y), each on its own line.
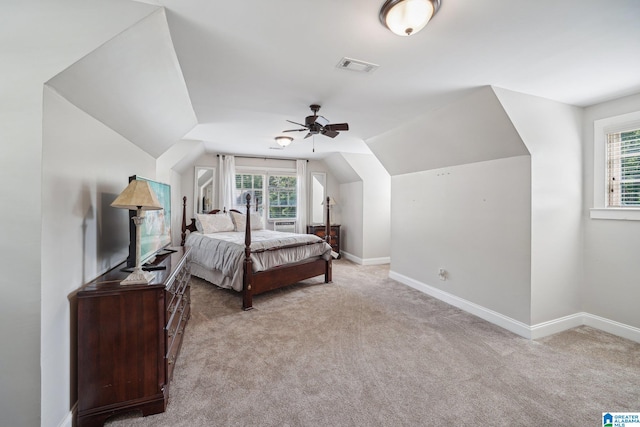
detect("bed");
top-left (181, 193), bottom-right (333, 310)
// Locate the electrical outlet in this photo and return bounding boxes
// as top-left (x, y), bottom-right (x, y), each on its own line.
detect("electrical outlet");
top-left (438, 268), bottom-right (447, 281)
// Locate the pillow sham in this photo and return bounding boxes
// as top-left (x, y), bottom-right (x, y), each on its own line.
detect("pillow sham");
top-left (196, 213), bottom-right (235, 234)
top-left (230, 211), bottom-right (264, 231)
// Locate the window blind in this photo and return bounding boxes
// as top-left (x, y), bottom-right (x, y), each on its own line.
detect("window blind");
top-left (607, 128), bottom-right (640, 207)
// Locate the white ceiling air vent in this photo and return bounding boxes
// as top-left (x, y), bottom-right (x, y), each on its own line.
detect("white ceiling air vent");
top-left (336, 57), bottom-right (379, 73)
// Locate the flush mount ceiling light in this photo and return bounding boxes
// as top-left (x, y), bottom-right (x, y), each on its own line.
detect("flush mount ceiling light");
top-left (379, 0), bottom-right (441, 36)
top-left (275, 136), bottom-right (294, 147)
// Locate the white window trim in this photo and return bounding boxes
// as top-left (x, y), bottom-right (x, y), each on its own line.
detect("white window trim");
top-left (234, 166), bottom-right (298, 222)
top-left (591, 111), bottom-right (640, 221)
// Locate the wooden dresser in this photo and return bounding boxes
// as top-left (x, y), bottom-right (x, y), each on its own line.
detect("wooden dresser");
top-left (307, 224), bottom-right (341, 257)
top-left (76, 246), bottom-right (191, 427)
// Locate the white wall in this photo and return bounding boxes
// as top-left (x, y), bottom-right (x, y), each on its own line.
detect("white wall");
top-left (341, 153), bottom-right (391, 262)
top-left (0, 2), bottom-right (157, 425)
top-left (0, 64), bottom-right (43, 427)
top-left (391, 157), bottom-right (532, 324)
top-left (494, 88), bottom-right (584, 325)
top-left (41, 88), bottom-right (157, 426)
top-left (340, 181), bottom-right (365, 259)
top-left (582, 92), bottom-right (640, 329)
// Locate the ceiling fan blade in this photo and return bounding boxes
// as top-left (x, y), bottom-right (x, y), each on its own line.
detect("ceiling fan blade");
top-left (283, 128), bottom-right (307, 132)
top-left (304, 132), bottom-right (312, 139)
top-left (305, 115), bottom-right (317, 127)
top-left (325, 123), bottom-right (349, 132)
top-left (286, 119), bottom-right (308, 128)
top-left (322, 129), bottom-right (339, 138)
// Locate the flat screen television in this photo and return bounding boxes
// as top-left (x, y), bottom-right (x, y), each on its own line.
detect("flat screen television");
top-left (126, 175), bottom-right (172, 267)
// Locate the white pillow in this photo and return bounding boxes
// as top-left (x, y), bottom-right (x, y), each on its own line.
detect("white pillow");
top-left (230, 211), bottom-right (264, 231)
top-left (196, 213), bottom-right (234, 234)
top-left (250, 212), bottom-right (264, 230)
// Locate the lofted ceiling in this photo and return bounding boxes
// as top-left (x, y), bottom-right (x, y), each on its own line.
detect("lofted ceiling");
top-left (153, 0), bottom-right (640, 159)
top-left (37, 0), bottom-right (640, 161)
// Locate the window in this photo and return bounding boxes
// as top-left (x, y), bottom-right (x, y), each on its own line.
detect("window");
top-left (234, 173), bottom-right (264, 215)
top-left (268, 175), bottom-right (297, 219)
top-left (592, 111), bottom-right (640, 220)
top-left (233, 171), bottom-right (297, 220)
top-left (606, 128), bottom-right (640, 207)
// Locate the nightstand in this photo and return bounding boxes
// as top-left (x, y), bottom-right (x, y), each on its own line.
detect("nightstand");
top-left (307, 224), bottom-right (340, 257)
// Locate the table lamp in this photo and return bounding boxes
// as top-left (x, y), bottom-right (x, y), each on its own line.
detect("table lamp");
top-left (111, 179), bottom-right (163, 285)
top-left (322, 196), bottom-right (337, 224)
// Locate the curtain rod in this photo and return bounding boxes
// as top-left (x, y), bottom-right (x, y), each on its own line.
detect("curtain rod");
top-left (217, 154), bottom-right (308, 162)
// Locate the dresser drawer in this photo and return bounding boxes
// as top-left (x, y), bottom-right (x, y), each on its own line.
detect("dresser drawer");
top-left (166, 293), bottom-right (190, 381)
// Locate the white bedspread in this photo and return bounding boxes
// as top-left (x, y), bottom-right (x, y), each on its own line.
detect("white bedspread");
top-left (185, 230), bottom-right (331, 291)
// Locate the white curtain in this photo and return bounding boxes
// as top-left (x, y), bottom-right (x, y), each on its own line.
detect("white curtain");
top-left (296, 159), bottom-right (307, 233)
top-left (218, 155), bottom-right (235, 212)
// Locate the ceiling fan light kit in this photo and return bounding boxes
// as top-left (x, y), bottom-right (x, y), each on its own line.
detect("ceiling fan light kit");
top-left (379, 0), bottom-right (441, 36)
top-left (274, 136), bottom-right (293, 147)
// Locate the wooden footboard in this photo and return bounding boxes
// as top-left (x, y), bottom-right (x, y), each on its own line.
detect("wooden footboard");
top-left (181, 193), bottom-right (333, 310)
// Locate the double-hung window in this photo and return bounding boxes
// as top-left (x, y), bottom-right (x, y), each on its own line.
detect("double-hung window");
top-left (268, 175), bottom-right (297, 219)
top-left (606, 129), bottom-right (640, 207)
top-left (233, 170), bottom-right (297, 221)
top-left (234, 173), bottom-right (264, 215)
top-left (592, 111), bottom-right (640, 220)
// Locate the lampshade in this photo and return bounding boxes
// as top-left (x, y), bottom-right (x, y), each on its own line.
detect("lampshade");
top-left (321, 196), bottom-right (337, 206)
top-left (379, 0), bottom-right (441, 36)
top-left (111, 179), bottom-right (162, 211)
top-left (275, 136), bottom-right (294, 147)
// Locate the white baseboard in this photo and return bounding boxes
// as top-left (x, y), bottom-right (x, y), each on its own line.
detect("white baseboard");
top-left (389, 270), bottom-right (640, 343)
top-left (58, 410), bottom-right (73, 427)
top-left (362, 256), bottom-right (390, 265)
top-left (341, 251), bottom-right (390, 266)
top-left (389, 270), bottom-right (532, 339)
top-left (582, 313), bottom-right (640, 343)
top-left (341, 251), bottom-right (362, 264)
top-left (529, 313), bottom-right (585, 339)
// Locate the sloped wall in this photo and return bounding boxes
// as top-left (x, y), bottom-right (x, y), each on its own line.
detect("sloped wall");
top-left (46, 9), bottom-right (197, 158)
top-left (368, 86), bottom-right (529, 175)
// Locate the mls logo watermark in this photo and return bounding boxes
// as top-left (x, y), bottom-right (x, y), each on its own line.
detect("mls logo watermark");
top-left (603, 412), bottom-right (640, 427)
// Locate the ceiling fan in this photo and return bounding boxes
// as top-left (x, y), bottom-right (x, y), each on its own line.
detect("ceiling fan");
top-left (283, 104), bottom-right (349, 139)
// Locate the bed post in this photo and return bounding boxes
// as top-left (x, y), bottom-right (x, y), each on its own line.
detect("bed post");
top-left (325, 196), bottom-right (332, 283)
top-left (181, 196), bottom-right (187, 246)
top-left (242, 193), bottom-right (254, 310)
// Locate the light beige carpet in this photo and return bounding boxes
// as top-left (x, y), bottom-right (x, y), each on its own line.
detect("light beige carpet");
top-left (107, 259), bottom-right (639, 426)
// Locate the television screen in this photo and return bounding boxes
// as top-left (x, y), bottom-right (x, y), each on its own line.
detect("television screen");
top-left (127, 175), bottom-right (172, 267)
